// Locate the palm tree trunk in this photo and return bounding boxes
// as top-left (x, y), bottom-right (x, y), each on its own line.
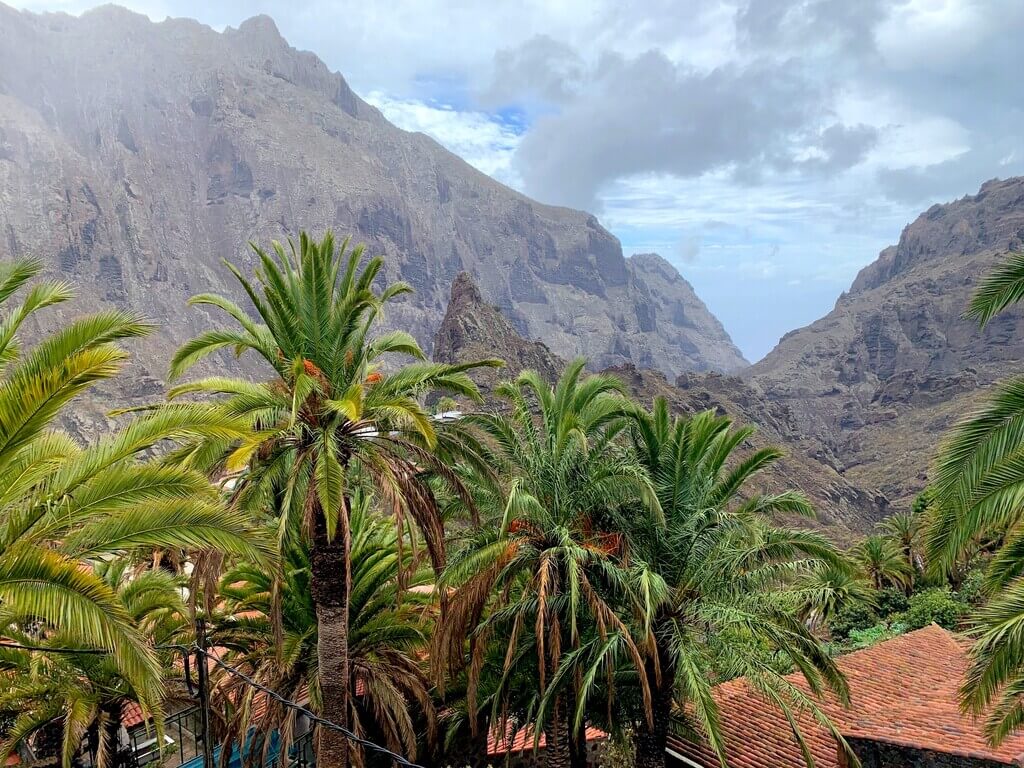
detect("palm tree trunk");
top-left (311, 498), bottom-right (352, 767)
top-left (569, 720), bottom-right (587, 768)
top-left (634, 638), bottom-right (675, 768)
top-left (106, 704), bottom-right (125, 768)
top-left (543, 696), bottom-right (571, 768)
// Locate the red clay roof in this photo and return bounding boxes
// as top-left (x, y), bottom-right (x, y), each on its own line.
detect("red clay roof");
top-left (487, 723), bottom-right (608, 755)
top-left (122, 701), bottom-right (146, 729)
top-left (669, 625), bottom-right (1024, 767)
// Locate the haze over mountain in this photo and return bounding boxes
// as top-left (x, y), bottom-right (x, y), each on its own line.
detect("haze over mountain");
top-left (0, 1), bottom-right (746, 425)
top-left (5, 2), bottom-right (1024, 535)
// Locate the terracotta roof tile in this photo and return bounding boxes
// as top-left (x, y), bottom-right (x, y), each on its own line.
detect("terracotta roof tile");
top-left (669, 625), bottom-right (1024, 767)
top-left (487, 724), bottom-right (607, 755)
top-left (122, 701), bottom-right (146, 729)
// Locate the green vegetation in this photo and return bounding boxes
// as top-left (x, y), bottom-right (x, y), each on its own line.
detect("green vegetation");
top-left (925, 250), bottom-right (1024, 745)
top-left (9, 234), bottom-right (1024, 768)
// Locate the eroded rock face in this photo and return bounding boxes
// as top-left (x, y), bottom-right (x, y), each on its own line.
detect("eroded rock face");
top-left (0, 3), bottom-right (746, 420)
top-left (748, 177), bottom-right (1024, 507)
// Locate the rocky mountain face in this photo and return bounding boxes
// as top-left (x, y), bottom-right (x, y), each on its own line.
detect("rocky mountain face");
top-left (435, 272), bottom-right (888, 540)
top-left (748, 177), bottom-right (1024, 508)
top-left (0, 3), bottom-right (746, 431)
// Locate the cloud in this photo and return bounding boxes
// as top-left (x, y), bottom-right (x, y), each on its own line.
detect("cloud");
top-left (481, 35), bottom-right (585, 108)
top-left (503, 44), bottom-right (876, 210)
top-left (363, 92), bottom-right (523, 186)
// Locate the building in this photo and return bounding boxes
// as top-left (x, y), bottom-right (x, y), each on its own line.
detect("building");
top-left (668, 625), bottom-right (1024, 768)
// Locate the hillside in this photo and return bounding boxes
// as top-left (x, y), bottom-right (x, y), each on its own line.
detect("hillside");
top-left (0, 3), bottom-right (746, 433)
top-left (748, 177), bottom-right (1024, 507)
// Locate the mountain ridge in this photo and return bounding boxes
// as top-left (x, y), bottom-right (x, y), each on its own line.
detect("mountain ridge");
top-left (747, 176), bottom-right (1024, 507)
top-left (0, 0), bottom-right (747, 418)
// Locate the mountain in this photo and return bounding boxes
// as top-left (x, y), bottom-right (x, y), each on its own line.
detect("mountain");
top-left (748, 177), bottom-right (1024, 507)
top-left (435, 272), bottom-right (888, 540)
top-left (0, 2), bottom-right (746, 425)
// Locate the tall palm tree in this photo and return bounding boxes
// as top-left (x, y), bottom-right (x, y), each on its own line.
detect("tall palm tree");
top-left (167, 232), bottom-right (496, 766)
top-left (877, 509), bottom-right (924, 591)
top-left (853, 535), bottom-right (912, 591)
top-left (624, 400), bottom-right (851, 768)
top-left (797, 560), bottom-right (876, 630)
top-left (927, 250), bottom-right (1024, 743)
top-left (212, 496), bottom-right (436, 766)
top-left (0, 258), bottom-right (263, 721)
top-left (435, 361), bottom-right (658, 768)
top-left (0, 562), bottom-right (189, 768)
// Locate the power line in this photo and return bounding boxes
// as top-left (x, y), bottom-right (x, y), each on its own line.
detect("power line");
top-left (0, 639), bottom-right (425, 768)
top-left (0, 641), bottom-right (109, 654)
top-left (201, 649), bottom-right (425, 768)
top-left (0, 641), bottom-right (191, 654)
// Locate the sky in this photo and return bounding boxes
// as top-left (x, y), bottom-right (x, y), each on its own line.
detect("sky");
top-left (9, 0), bottom-right (1024, 362)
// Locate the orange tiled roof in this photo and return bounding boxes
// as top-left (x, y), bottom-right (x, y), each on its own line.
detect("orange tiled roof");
top-left (487, 723), bottom-right (608, 755)
top-left (122, 701), bottom-right (146, 729)
top-left (669, 625), bottom-right (1024, 767)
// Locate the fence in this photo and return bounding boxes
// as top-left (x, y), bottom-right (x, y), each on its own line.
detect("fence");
top-left (2, 618), bottom-right (423, 768)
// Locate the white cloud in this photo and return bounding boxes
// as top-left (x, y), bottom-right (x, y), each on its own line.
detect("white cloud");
top-left (363, 92), bottom-right (523, 186)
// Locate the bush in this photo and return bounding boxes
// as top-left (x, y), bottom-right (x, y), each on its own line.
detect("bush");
top-left (847, 622), bottom-right (904, 650)
top-left (829, 601), bottom-right (879, 640)
top-left (903, 587), bottom-right (966, 630)
top-left (876, 587), bottom-right (909, 618)
top-left (956, 564), bottom-right (988, 606)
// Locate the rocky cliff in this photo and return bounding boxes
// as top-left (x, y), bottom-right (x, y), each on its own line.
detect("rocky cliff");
top-left (748, 177), bottom-right (1024, 507)
top-left (0, 2), bottom-right (746, 424)
top-left (436, 272), bottom-right (888, 540)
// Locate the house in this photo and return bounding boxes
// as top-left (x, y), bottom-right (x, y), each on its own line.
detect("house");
top-left (487, 723), bottom-right (609, 766)
top-left (667, 625), bottom-right (1024, 768)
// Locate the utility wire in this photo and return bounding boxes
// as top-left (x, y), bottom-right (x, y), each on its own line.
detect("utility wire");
top-left (201, 648), bottom-right (425, 768)
top-left (0, 641), bottom-right (110, 655)
top-left (0, 641), bottom-right (190, 654)
top-left (0, 641), bottom-right (424, 768)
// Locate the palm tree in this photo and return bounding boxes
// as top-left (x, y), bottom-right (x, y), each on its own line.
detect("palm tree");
top-left (624, 400), bottom-right (851, 768)
top-left (435, 361), bottom-right (658, 768)
top-left (928, 251), bottom-right (1024, 574)
top-left (0, 258), bottom-right (263, 723)
top-left (927, 250), bottom-right (1024, 744)
top-left (212, 496), bottom-right (436, 766)
top-left (167, 232), bottom-right (496, 766)
top-left (798, 560), bottom-right (877, 630)
top-left (877, 509), bottom-right (924, 591)
top-left (853, 535), bottom-right (912, 591)
top-left (0, 562), bottom-right (189, 768)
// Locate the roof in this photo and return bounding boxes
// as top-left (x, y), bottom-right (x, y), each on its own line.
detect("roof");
top-left (669, 625), bottom-right (1024, 768)
top-left (487, 724), bottom-right (608, 756)
top-left (122, 701), bottom-right (146, 729)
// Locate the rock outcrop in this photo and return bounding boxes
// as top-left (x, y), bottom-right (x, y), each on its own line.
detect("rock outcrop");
top-left (0, 2), bottom-right (746, 424)
top-left (748, 177), bottom-right (1024, 507)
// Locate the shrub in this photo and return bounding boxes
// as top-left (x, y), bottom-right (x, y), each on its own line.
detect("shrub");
top-left (903, 587), bottom-right (966, 630)
top-left (956, 563), bottom-right (989, 606)
top-left (876, 587), bottom-right (909, 618)
top-left (847, 622), bottom-right (903, 650)
top-left (829, 601), bottom-right (879, 640)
